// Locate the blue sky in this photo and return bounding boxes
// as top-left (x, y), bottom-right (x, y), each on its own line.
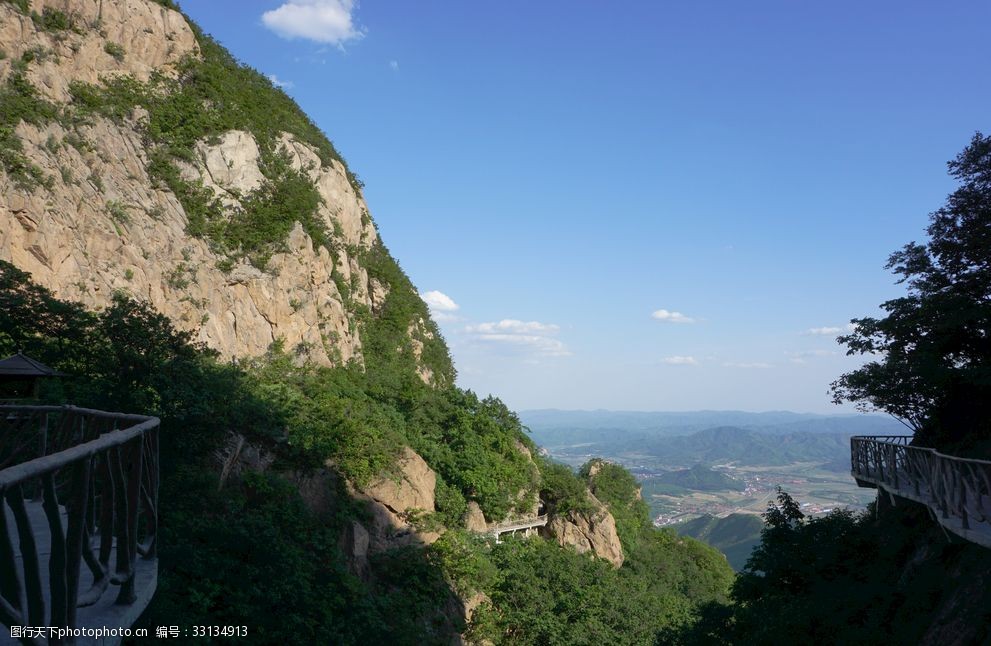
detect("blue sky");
top-left (181, 1), bottom-right (990, 413)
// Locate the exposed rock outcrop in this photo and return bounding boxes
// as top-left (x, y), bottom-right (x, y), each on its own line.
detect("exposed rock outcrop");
top-left (544, 493), bottom-right (624, 567)
top-left (0, 0), bottom-right (198, 102)
top-left (0, 117), bottom-right (373, 366)
top-left (464, 501), bottom-right (488, 533)
top-left (0, 0), bottom-right (442, 379)
top-left (353, 447), bottom-right (441, 552)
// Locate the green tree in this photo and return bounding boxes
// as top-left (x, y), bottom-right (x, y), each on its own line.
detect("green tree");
top-left (831, 133), bottom-right (991, 451)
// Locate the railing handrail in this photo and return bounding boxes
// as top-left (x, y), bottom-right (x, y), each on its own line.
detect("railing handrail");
top-left (0, 403), bottom-right (154, 423)
top-left (0, 418), bottom-right (159, 488)
top-left (851, 435), bottom-right (991, 467)
top-left (0, 405), bottom-right (161, 636)
top-left (851, 435), bottom-right (991, 549)
top-left (491, 515), bottom-right (549, 533)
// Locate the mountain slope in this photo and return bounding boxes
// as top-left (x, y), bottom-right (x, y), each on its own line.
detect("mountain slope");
top-left (673, 513), bottom-right (764, 571)
top-left (0, 2), bottom-right (737, 643)
top-left (0, 0), bottom-right (452, 384)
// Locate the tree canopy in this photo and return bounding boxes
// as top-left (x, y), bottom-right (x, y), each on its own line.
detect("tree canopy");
top-left (831, 133), bottom-right (991, 451)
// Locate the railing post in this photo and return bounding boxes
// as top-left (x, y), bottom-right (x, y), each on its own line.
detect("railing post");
top-left (0, 405), bottom-right (160, 638)
top-left (960, 483), bottom-right (969, 530)
top-left (850, 435), bottom-right (991, 548)
top-left (890, 444), bottom-right (899, 490)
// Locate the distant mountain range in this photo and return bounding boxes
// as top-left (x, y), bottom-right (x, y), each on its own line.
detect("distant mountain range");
top-left (522, 409), bottom-right (904, 439)
top-left (619, 426), bottom-right (855, 468)
top-left (523, 410), bottom-right (905, 471)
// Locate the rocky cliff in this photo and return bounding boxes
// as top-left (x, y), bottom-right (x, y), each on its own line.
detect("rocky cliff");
top-left (544, 492), bottom-right (625, 567)
top-left (0, 0), bottom-right (447, 381)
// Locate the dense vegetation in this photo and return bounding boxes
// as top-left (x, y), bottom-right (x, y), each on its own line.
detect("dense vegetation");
top-left (682, 490), bottom-right (991, 644)
top-left (0, 259), bottom-right (737, 644)
top-left (464, 459), bottom-right (734, 644)
top-left (0, 50), bottom-right (57, 190)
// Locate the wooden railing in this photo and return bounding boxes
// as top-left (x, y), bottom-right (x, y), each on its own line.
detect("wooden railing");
top-left (0, 405), bottom-right (160, 641)
top-left (851, 436), bottom-right (991, 548)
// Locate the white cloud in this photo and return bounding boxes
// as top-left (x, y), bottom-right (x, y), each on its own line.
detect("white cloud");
top-left (389, 60), bottom-right (399, 71)
top-left (422, 290), bottom-right (459, 312)
top-left (651, 309), bottom-right (696, 324)
top-left (267, 74), bottom-right (294, 89)
top-left (662, 355), bottom-right (698, 366)
top-left (474, 334), bottom-right (570, 356)
top-left (466, 320), bottom-right (559, 335)
top-left (465, 319), bottom-right (570, 357)
top-left (262, 0), bottom-right (364, 46)
top-left (722, 361), bottom-right (772, 368)
top-left (788, 349), bottom-right (837, 364)
top-left (806, 323), bottom-right (858, 336)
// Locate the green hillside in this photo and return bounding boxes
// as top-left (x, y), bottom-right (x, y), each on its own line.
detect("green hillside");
top-left (656, 464), bottom-right (744, 492)
top-left (673, 514), bottom-right (764, 571)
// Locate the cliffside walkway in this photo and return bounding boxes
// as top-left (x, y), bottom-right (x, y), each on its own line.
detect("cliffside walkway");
top-left (0, 406), bottom-right (160, 645)
top-left (490, 515), bottom-right (548, 543)
top-left (851, 436), bottom-right (991, 549)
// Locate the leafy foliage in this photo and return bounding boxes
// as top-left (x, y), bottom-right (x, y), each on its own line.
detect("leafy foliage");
top-left (1, 0), bottom-right (30, 15)
top-left (470, 532), bottom-right (732, 645)
top-left (407, 390), bottom-right (538, 520)
top-left (359, 242), bottom-right (456, 386)
top-left (428, 530), bottom-right (499, 597)
top-left (0, 263), bottom-right (452, 641)
top-left (0, 68), bottom-right (56, 190)
top-left (538, 460), bottom-right (594, 516)
top-left (33, 7), bottom-right (77, 33)
top-left (832, 133), bottom-right (991, 451)
top-left (684, 489), bottom-right (991, 645)
top-left (103, 41), bottom-right (125, 62)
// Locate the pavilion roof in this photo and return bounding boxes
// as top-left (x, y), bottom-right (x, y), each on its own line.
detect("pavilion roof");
top-left (0, 353), bottom-right (65, 377)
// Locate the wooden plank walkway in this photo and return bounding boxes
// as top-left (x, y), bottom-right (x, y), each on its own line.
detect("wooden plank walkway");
top-left (851, 436), bottom-right (991, 549)
top-left (0, 405), bottom-right (160, 646)
top-left (0, 502), bottom-right (157, 646)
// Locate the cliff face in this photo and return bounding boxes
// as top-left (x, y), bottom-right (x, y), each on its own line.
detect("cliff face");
top-left (0, 0), bottom-right (197, 103)
top-left (0, 0), bottom-right (444, 379)
top-left (544, 492), bottom-right (625, 567)
top-left (356, 447), bottom-right (442, 552)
